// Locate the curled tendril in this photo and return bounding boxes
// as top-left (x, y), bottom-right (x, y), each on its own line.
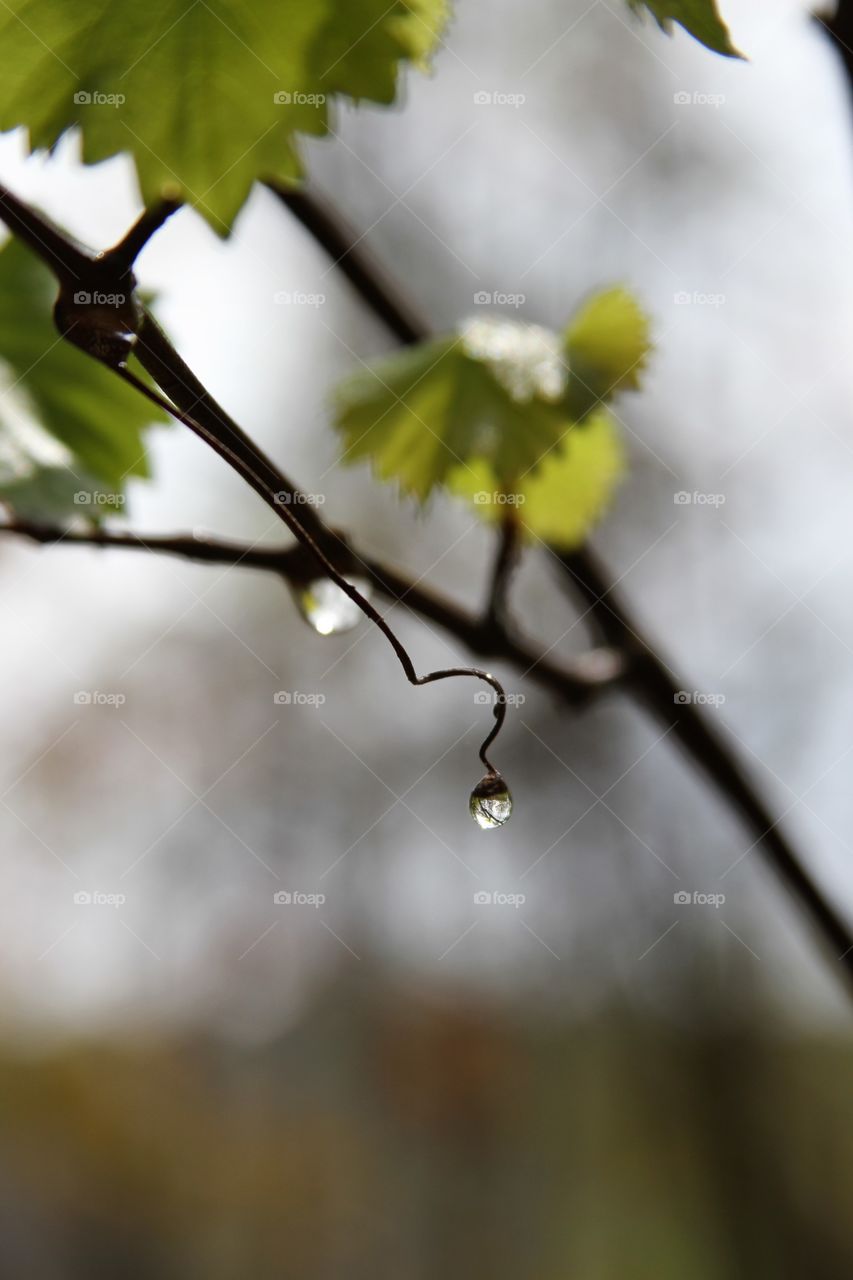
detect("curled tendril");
top-left (116, 362), bottom-right (508, 778)
top-left (0, 184), bottom-right (510, 781)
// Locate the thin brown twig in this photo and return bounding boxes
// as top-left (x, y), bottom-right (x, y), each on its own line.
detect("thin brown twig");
top-left (0, 516), bottom-right (622, 705)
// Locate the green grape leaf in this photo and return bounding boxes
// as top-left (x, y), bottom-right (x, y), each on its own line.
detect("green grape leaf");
top-left (333, 325), bottom-right (572, 501)
top-left (448, 410), bottom-right (625, 550)
top-left (564, 288), bottom-right (652, 422)
top-left (0, 237), bottom-right (165, 519)
top-left (627, 0), bottom-right (742, 57)
top-left (0, 0), bottom-right (449, 232)
top-left (333, 294), bottom-right (649, 503)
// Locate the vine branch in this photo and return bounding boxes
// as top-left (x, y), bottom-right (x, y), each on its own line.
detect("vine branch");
top-left (2, 175), bottom-right (852, 986)
top-left (268, 179), bottom-right (853, 997)
top-left (0, 515), bottom-right (622, 704)
top-left (0, 181), bottom-right (512, 782)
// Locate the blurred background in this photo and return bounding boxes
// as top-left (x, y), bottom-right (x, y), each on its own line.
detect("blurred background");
top-left (2, 0), bottom-right (853, 1274)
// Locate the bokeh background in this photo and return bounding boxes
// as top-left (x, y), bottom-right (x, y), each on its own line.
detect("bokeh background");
top-left (1, 0), bottom-right (853, 1274)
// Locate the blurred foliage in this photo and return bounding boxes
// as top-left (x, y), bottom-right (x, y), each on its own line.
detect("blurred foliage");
top-left (447, 408), bottom-right (625, 550)
top-left (627, 0), bottom-right (741, 57)
top-left (0, 239), bottom-right (166, 518)
top-left (0, 977), bottom-right (851, 1278)
top-left (334, 330), bottom-right (571, 499)
top-left (564, 287), bottom-right (651, 423)
top-left (0, 0), bottom-right (742, 238)
top-left (333, 290), bottom-right (649, 546)
top-left (0, 0), bottom-right (449, 230)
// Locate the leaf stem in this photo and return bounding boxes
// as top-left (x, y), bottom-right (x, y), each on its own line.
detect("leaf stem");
top-left (485, 510), bottom-right (522, 633)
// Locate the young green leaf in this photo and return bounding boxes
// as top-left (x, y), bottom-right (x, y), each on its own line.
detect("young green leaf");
top-left (627, 0), bottom-right (742, 57)
top-left (0, 238), bottom-right (166, 519)
top-left (334, 294), bottom-right (649, 504)
top-left (564, 287), bottom-right (652, 422)
top-left (333, 324), bottom-right (572, 501)
top-left (447, 409), bottom-right (625, 550)
top-left (0, 0), bottom-right (449, 232)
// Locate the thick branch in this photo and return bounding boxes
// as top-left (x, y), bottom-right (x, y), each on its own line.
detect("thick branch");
top-left (271, 184), bottom-right (429, 344)
top-left (819, 1), bottom-right (853, 99)
top-left (0, 184), bottom-right (90, 284)
top-left (560, 548), bottom-right (853, 972)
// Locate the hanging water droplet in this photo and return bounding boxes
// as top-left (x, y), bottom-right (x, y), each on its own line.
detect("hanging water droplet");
top-left (469, 772), bottom-right (513, 830)
top-left (293, 576), bottom-right (372, 636)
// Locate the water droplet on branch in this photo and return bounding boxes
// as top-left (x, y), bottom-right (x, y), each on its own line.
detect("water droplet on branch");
top-left (469, 773), bottom-right (513, 829)
top-left (293, 576), bottom-right (372, 636)
top-left (54, 285), bottom-right (142, 368)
